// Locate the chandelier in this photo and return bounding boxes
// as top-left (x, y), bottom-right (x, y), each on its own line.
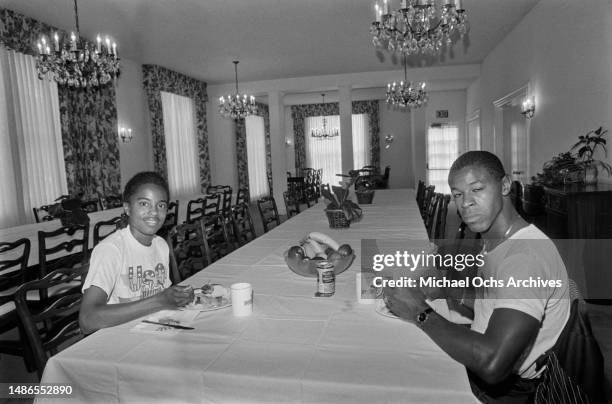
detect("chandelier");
top-left (35, 0), bottom-right (120, 87)
top-left (311, 94), bottom-right (339, 140)
top-left (370, 0), bottom-right (468, 56)
top-left (386, 56), bottom-right (428, 109)
top-left (218, 61), bottom-right (257, 120)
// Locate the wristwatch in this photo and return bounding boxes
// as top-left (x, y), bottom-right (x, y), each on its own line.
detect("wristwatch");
top-left (416, 307), bottom-right (434, 326)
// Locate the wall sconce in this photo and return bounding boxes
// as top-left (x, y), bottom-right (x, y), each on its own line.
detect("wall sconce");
top-left (521, 97), bottom-right (535, 119)
top-left (285, 138), bottom-right (293, 147)
top-left (384, 134), bottom-right (394, 149)
top-left (119, 127), bottom-right (133, 143)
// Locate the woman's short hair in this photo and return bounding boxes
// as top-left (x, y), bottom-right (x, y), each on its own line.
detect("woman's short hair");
top-left (449, 151), bottom-right (506, 181)
top-left (123, 172), bottom-right (170, 203)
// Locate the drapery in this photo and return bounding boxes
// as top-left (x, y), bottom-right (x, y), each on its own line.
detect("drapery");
top-left (161, 91), bottom-right (200, 198)
top-left (304, 115), bottom-right (342, 186)
top-left (0, 47), bottom-right (67, 227)
top-left (235, 102), bottom-right (272, 199)
top-left (427, 124), bottom-right (459, 194)
top-left (245, 115), bottom-right (270, 201)
top-left (352, 113), bottom-right (371, 169)
top-left (142, 65), bottom-right (209, 192)
top-left (0, 8), bottom-right (121, 202)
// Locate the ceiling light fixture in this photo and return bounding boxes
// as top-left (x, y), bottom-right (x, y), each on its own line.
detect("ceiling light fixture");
top-left (35, 0), bottom-right (120, 87)
top-left (386, 56), bottom-right (428, 110)
top-left (218, 61), bottom-right (257, 120)
top-left (370, 0), bottom-right (469, 57)
top-left (310, 94), bottom-right (339, 140)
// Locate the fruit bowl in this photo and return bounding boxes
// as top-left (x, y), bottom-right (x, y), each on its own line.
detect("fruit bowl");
top-left (283, 250), bottom-right (355, 278)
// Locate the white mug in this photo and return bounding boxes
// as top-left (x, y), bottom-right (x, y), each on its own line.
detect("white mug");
top-left (231, 283), bottom-right (253, 317)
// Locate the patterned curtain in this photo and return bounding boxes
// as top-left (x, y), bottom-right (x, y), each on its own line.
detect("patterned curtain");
top-left (0, 8), bottom-right (121, 199)
top-left (235, 102), bottom-right (272, 198)
top-left (291, 103), bottom-right (339, 174)
top-left (352, 100), bottom-right (380, 170)
top-left (142, 65), bottom-right (210, 192)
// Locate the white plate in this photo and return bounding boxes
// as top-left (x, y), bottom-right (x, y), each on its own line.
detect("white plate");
top-left (183, 294), bottom-right (231, 312)
top-left (375, 299), bottom-right (399, 319)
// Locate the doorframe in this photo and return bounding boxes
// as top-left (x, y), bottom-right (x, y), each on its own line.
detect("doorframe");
top-left (465, 108), bottom-right (481, 151)
top-left (492, 83), bottom-right (531, 178)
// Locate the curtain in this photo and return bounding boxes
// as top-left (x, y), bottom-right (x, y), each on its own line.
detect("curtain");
top-left (352, 113), bottom-right (371, 169)
top-left (142, 65), bottom-right (209, 192)
top-left (305, 115), bottom-right (342, 187)
top-left (0, 47), bottom-right (67, 227)
top-left (160, 91), bottom-right (200, 198)
top-left (427, 124), bottom-right (459, 194)
top-left (245, 115), bottom-right (269, 201)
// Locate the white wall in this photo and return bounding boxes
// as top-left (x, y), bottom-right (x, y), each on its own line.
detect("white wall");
top-left (379, 101), bottom-right (413, 188)
top-left (115, 57), bottom-right (152, 188)
top-left (466, 0), bottom-right (612, 182)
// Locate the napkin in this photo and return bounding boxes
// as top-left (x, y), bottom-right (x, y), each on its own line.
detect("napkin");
top-left (130, 309), bottom-right (200, 335)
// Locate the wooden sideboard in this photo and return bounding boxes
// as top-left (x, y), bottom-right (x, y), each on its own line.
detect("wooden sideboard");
top-left (543, 183), bottom-right (612, 302)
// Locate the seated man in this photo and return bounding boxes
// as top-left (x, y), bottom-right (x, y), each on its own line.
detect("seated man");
top-left (385, 151), bottom-right (570, 402)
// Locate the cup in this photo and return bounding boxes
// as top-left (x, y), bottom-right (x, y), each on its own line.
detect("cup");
top-left (231, 283), bottom-right (253, 317)
top-left (356, 272), bottom-right (379, 304)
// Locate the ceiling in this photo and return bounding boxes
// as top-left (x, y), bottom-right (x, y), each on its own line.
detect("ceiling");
top-left (2, 0), bottom-right (539, 85)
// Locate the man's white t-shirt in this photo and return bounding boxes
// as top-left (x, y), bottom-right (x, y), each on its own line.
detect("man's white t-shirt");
top-left (471, 224), bottom-right (570, 379)
top-left (82, 226), bottom-right (171, 304)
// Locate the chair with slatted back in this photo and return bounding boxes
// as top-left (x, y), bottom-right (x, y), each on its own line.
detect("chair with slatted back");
top-left (0, 238), bottom-right (36, 371)
top-left (257, 196), bottom-right (281, 233)
top-left (229, 203), bottom-right (256, 248)
top-left (186, 194), bottom-right (220, 223)
top-left (200, 213), bottom-right (234, 264)
top-left (156, 200), bottom-right (179, 240)
top-left (283, 191), bottom-right (301, 218)
top-left (235, 188), bottom-right (249, 206)
top-left (80, 199), bottom-right (101, 213)
top-left (416, 180), bottom-right (426, 210)
top-left (167, 222), bottom-right (208, 283)
top-left (103, 195), bottom-right (123, 209)
top-left (14, 264), bottom-right (88, 379)
top-left (433, 194), bottom-right (451, 241)
top-left (421, 185), bottom-right (436, 219)
top-left (425, 193), bottom-right (442, 239)
top-left (33, 204), bottom-right (57, 223)
top-left (207, 185), bottom-right (233, 218)
top-left (93, 215), bottom-right (124, 246)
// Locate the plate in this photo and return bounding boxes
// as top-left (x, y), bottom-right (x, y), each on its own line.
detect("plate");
top-left (183, 293), bottom-right (231, 312)
top-left (375, 299), bottom-right (399, 319)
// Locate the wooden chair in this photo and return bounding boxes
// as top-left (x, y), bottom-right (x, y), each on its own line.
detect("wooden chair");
top-left (33, 204), bottom-right (57, 223)
top-left (186, 194), bottom-right (220, 223)
top-left (257, 196), bottom-right (281, 233)
top-left (416, 180), bottom-right (426, 211)
top-left (425, 193), bottom-right (442, 239)
top-left (207, 185), bottom-right (233, 217)
top-left (200, 214), bottom-right (234, 264)
top-left (0, 238), bottom-right (35, 372)
top-left (14, 264), bottom-right (88, 379)
top-left (433, 194), bottom-right (451, 241)
top-left (157, 200), bottom-right (179, 239)
top-left (102, 195), bottom-right (123, 209)
top-left (93, 215), bottom-right (124, 246)
top-left (235, 188), bottom-right (249, 206)
top-left (375, 165), bottom-right (390, 189)
top-left (229, 203), bottom-right (256, 248)
top-left (421, 185), bottom-right (436, 219)
top-left (283, 191), bottom-right (301, 218)
top-left (167, 222), bottom-right (207, 283)
top-left (80, 199), bottom-right (101, 213)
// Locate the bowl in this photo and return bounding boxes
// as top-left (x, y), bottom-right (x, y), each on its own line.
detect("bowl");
top-left (283, 250), bottom-right (355, 278)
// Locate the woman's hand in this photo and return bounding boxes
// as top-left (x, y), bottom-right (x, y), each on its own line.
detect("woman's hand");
top-left (161, 285), bottom-right (194, 307)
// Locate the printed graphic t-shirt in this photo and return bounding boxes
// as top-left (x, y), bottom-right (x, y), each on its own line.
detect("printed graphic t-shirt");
top-left (82, 226), bottom-right (171, 304)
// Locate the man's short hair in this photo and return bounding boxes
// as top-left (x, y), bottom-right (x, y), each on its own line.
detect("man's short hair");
top-left (449, 151), bottom-right (506, 180)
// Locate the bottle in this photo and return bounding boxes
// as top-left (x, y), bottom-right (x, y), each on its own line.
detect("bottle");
top-left (315, 260), bottom-right (335, 297)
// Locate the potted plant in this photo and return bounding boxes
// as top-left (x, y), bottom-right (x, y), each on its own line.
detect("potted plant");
top-left (570, 126), bottom-right (611, 184)
top-left (321, 184), bottom-right (362, 228)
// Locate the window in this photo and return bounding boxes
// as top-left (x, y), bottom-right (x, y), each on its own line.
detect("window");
top-left (427, 124), bottom-right (459, 194)
top-left (304, 115), bottom-right (342, 186)
top-left (0, 48), bottom-right (67, 227)
top-left (352, 113), bottom-right (371, 169)
top-left (245, 115), bottom-right (269, 201)
top-left (160, 91), bottom-right (199, 198)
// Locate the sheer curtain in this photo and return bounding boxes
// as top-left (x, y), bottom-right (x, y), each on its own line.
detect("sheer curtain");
top-left (305, 115), bottom-right (342, 186)
top-left (161, 91), bottom-right (200, 198)
top-left (352, 113), bottom-right (370, 169)
top-left (427, 124), bottom-right (459, 194)
top-left (0, 47), bottom-right (67, 227)
top-left (245, 115), bottom-right (269, 201)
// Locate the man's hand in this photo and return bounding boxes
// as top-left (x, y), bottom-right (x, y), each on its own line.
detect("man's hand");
top-left (161, 285), bottom-right (194, 307)
top-left (383, 286), bottom-right (430, 322)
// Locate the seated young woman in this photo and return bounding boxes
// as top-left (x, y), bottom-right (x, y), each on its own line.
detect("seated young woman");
top-left (79, 172), bottom-right (194, 334)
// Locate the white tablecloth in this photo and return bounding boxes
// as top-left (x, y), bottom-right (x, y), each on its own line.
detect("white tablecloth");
top-left (39, 189), bottom-right (476, 403)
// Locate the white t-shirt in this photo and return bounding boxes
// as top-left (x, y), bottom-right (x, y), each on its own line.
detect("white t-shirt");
top-left (471, 224), bottom-right (570, 379)
top-left (82, 226), bottom-right (171, 304)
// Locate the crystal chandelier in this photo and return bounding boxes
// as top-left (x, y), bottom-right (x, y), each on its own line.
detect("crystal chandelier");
top-left (218, 61), bottom-right (257, 120)
top-left (311, 94), bottom-right (339, 140)
top-left (370, 0), bottom-right (468, 56)
top-left (386, 56), bottom-right (428, 109)
top-left (35, 0), bottom-right (120, 87)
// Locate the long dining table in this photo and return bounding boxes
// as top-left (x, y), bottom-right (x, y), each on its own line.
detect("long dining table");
top-left (38, 189), bottom-right (476, 403)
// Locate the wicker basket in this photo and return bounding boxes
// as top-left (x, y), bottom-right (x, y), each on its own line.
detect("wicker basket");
top-left (325, 209), bottom-right (350, 228)
top-left (355, 191), bottom-right (375, 204)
